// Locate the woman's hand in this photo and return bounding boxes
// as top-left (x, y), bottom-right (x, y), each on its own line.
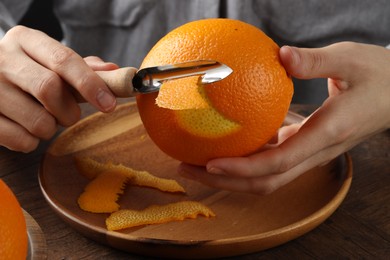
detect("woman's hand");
top-left (179, 42), bottom-right (390, 194)
top-left (0, 26), bottom-right (117, 152)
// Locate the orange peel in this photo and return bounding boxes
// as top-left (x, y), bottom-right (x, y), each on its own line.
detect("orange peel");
top-left (106, 201), bottom-right (216, 231)
top-left (78, 169), bottom-right (130, 213)
top-left (74, 157), bottom-right (185, 193)
top-left (75, 157), bottom-right (215, 230)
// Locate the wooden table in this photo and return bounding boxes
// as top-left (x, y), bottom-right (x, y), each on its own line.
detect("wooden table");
top-left (1, 103), bottom-right (389, 259)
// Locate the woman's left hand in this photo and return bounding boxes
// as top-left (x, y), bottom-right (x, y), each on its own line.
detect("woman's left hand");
top-left (178, 42), bottom-right (390, 195)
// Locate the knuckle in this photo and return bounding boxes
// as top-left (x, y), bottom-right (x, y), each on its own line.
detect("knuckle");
top-left (322, 123), bottom-right (340, 142)
top-left (330, 42), bottom-right (366, 73)
top-left (305, 51), bottom-right (325, 76)
top-left (0, 27), bottom-right (29, 68)
top-left (34, 71), bottom-right (62, 101)
top-left (74, 72), bottom-right (95, 93)
top-left (49, 46), bottom-right (75, 68)
top-left (267, 148), bottom-right (294, 174)
top-left (278, 156), bottom-right (296, 174)
top-left (336, 41), bottom-right (360, 52)
top-left (323, 122), bottom-right (355, 146)
top-left (317, 110), bottom-right (354, 145)
top-left (4, 25), bottom-right (28, 39)
top-left (291, 48), bottom-right (325, 78)
top-left (28, 109), bottom-right (57, 139)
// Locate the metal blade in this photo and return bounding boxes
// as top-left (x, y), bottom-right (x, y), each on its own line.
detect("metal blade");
top-left (132, 60), bottom-right (233, 93)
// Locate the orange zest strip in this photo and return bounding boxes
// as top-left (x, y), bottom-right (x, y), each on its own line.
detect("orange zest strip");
top-left (74, 156), bottom-right (106, 179)
top-left (78, 169), bottom-right (130, 213)
top-left (106, 201), bottom-right (216, 231)
top-left (74, 157), bottom-right (185, 193)
top-left (130, 168), bottom-right (186, 193)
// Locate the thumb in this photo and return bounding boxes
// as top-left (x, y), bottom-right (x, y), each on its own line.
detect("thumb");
top-left (279, 44), bottom-right (350, 80)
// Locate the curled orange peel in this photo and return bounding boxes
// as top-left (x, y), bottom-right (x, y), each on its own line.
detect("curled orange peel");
top-left (106, 201), bottom-right (215, 231)
top-left (74, 157), bottom-right (185, 193)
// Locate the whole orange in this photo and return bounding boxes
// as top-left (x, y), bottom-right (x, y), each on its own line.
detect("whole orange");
top-left (136, 19), bottom-right (293, 166)
top-left (0, 179), bottom-right (28, 260)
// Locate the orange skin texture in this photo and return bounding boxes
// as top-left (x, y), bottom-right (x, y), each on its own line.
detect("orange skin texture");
top-left (0, 179), bottom-right (28, 260)
top-left (137, 19), bottom-right (293, 166)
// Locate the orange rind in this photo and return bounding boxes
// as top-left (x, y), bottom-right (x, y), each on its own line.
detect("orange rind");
top-left (78, 169), bottom-right (130, 213)
top-left (74, 157), bottom-right (185, 193)
top-left (75, 158), bottom-right (215, 230)
top-left (106, 201), bottom-right (216, 231)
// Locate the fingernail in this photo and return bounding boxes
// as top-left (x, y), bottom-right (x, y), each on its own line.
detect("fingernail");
top-left (207, 166), bottom-right (226, 175)
top-left (96, 89), bottom-right (116, 112)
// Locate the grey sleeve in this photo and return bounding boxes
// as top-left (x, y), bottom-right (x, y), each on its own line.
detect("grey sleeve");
top-left (0, 0), bottom-right (33, 37)
top-left (0, 2), bottom-right (16, 37)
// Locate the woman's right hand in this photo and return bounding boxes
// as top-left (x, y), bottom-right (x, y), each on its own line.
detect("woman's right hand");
top-left (0, 26), bottom-right (117, 152)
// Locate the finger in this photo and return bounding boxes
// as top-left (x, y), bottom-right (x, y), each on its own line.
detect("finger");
top-left (203, 124), bottom-right (302, 178)
top-left (0, 80), bottom-right (58, 139)
top-left (0, 52), bottom-right (81, 126)
top-left (277, 123), bottom-right (301, 144)
top-left (178, 163), bottom-right (302, 195)
top-left (280, 43), bottom-right (358, 81)
top-left (328, 78), bottom-right (349, 97)
top-left (0, 115), bottom-right (39, 153)
top-left (83, 56), bottom-right (119, 71)
top-left (6, 26), bottom-right (116, 112)
top-left (180, 140), bottom-right (350, 195)
top-left (207, 99), bottom-right (352, 177)
top-left (269, 94), bottom-right (361, 175)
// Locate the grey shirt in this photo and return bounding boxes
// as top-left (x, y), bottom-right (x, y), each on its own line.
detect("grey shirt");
top-left (1, 0), bottom-right (390, 103)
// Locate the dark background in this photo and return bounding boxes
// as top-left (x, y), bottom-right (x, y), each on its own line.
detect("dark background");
top-left (19, 0), bottom-right (63, 41)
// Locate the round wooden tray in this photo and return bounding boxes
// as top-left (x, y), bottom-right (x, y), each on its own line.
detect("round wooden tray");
top-left (24, 210), bottom-right (47, 260)
top-left (39, 102), bottom-right (352, 259)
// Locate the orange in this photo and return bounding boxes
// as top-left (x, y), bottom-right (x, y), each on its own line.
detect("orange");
top-left (0, 179), bottom-right (28, 260)
top-left (136, 18), bottom-right (293, 166)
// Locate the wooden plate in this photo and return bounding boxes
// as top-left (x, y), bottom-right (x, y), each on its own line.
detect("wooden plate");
top-left (39, 102), bottom-right (352, 259)
top-left (24, 210), bottom-right (47, 260)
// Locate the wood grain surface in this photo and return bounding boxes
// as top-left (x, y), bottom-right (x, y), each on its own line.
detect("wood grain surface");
top-left (1, 101), bottom-right (389, 259)
top-left (24, 210), bottom-right (47, 260)
top-left (38, 102), bottom-right (352, 258)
